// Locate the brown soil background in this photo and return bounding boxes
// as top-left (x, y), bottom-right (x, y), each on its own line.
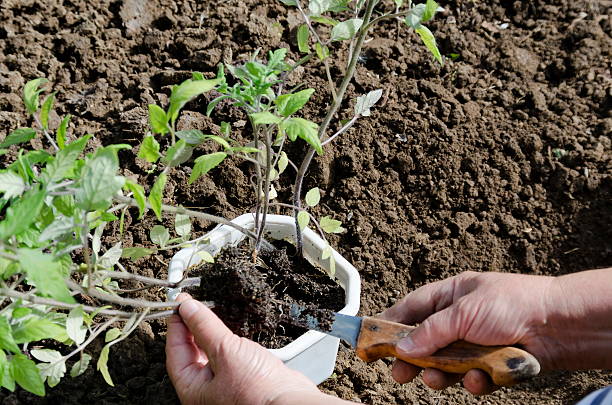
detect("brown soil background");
top-left (0, 0), bottom-right (611, 403)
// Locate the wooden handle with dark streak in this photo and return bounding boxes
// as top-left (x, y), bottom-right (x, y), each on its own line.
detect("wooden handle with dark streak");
top-left (355, 317), bottom-right (541, 386)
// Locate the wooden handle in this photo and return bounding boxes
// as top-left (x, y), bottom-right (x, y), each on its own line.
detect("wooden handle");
top-left (355, 317), bottom-right (540, 386)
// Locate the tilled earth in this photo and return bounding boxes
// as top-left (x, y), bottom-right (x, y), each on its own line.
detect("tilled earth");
top-left (0, 0), bottom-right (610, 403)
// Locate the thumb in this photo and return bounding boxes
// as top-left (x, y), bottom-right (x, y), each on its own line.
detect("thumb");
top-left (395, 306), bottom-right (461, 358)
top-left (178, 295), bottom-right (235, 361)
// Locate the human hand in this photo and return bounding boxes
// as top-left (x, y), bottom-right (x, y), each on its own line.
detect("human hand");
top-left (380, 271), bottom-right (558, 395)
top-left (165, 293), bottom-right (321, 405)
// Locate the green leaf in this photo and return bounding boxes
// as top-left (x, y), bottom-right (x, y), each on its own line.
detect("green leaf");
top-left (43, 135), bottom-right (90, 183)
top-left (0, 171), bottom-right (26, 199)
top-left (394, 0), bottom-right (404, 7)
top-left (310, 16), bottom-right (338, 25)
top-left (149, 172), bottom-right (167, 221)
top-left (121, 247), bottom-right (157, 260)
top-left (36, 355), bottom-right (66, 388)
top-left (331, 18), bottom-right (363, 41)
top-left (168, 79), bottom-right (220, 123)
top-left (66, 307), bottom-right (87, 345)
top-left (250, 112), bottom-right (282, 125)
top-left (40, 92), bottom-right (56, 130)
top-left (415, 25), bottom-right (443, 65)
top-left (231, 146), bottom-right (261, 154)
top-left (148, 104), bottom-right (169, 135)
top-left (278, 151), bottom-right (289, 174)
top-left (105, 328), bottom-right (122, 343)
top-left (150, 225), bottom-right (170, 248)
top-left (57, 114), bottom-right (71, 149)
top-left (124, 180), bottom-right (146, 219)
top-left (197, 251), bottom-right (215, 263)
top-left (278, 0), bottom-right (297, 5)
top-left (38, 216), bottom-right (74, 243)
top-left (305, 187), bottom-right (321, 207)
top-left (97, 344), bottom-right (114, 386)
top-left (162, 139), bottom-right (193, 167)
top-left (18, 249), bottom-right (76, 304)
top-left (309, 0), bottom-right (331, 16)
top-left (70, 353), bottom-right (91, 378)
top-left (297, 24), bottom-right (310, 53)
top-left (315, 43), bottom-right (330, 61)
top-left (321, 244), bottom-right (332, 260)
top-left (31, 349), bottom-right (62, 363)
top-left (23, 78), bottom-right (48, 115)
top-left (268, 48), bottom-right (288, 69)
top-left (174, 214), bottom-right (191, 237)
top-left (11, 354), bottom-right (45, 396)
top-left (12, 316), bottom-right (66, 344)
top-left (138, 135), bottom-right (161, 164)
top-left (282, 118), bottom-right (322, 154)
top-left (0, 128), bottom-right (36, 148)
top-left (75, 150), bottom-right (125, 211)
top-left (189, 152), bottom-right (227, 184)
top-left (275, 89), bottom-right (315, 117)
top-left (297, 210), bottom-right (310, 231)
top-left (0, 318), bottom-right (20, 354)
top-left (0, 187), bottom-right (45, 240)
top-left (0, 350), bottom-right (15, 391)
top-left (320, 216), bottom-right (345, 233)
top-left (422, 0), bottom-right (441, 22)
top-left (354, 89), bottom-right (383, 117)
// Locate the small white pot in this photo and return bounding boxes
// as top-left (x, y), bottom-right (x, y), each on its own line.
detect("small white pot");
top-left (167, 214), bottom-right (361, 384)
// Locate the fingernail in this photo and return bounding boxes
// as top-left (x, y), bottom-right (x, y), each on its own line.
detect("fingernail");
top-left (179, 299), bottom-right (200, 317)
top-left (396, 337), bottom-right (416, 354)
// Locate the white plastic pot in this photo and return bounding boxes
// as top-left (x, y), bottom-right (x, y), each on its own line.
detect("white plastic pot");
top-left (167, 214), bottom-right (361, 384)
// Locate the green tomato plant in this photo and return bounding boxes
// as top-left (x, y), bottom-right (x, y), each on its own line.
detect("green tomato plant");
top-left (0, 0), bottom-right (444, 396)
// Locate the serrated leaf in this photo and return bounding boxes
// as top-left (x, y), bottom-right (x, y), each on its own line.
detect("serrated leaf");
top-left (422, 0), bottom-right (440, 22)
top-left (12, 316), bottom-right (66, 344)
top-left (138, 135), bottom-right (161, 164)
top-left (162, 139), bottom-right (193, 167)
top-left (99, 242), bottom-right (122, 268)
top-left (0, 350), bottom-right (15, 391)
top-left (23, 78), bottom-right (47, 115)
top-left (31, 349), bottom-right (62, 363)
top-left (297, 211), bottom-right (310, 231)
top-left (305, 187), bottom-right (321, 207)
top-left (17, 249), bottom-right (75, 304)
top-left (66, 307), bottom-right (87, 345)
top-left (0, 317), bottom-right (20, 353)
top-left (37, 357), bottom-right (66, 388)
top-left (57, 114), bottom-right (71, 149)
top-left (40, 92), bottom-right (56, 130)
top-left (320, 216), bottom-right (344, 233)
top-left (331, 18), bottom-right (363, 41)
top-left (189, 152), bottom-right (227, 184)
top-left (150, 225), bottom-right (170, 247)
top-left (275, 89), bottom-right (315, 117)
top-left (250, 112), bottom-right (282, 125)
top-left (174, 214), bottom-right (191, 237)
top-left (278, 151), bottom-right (289, 174)
top-left (282, 118), bottom-right (322, 154)
top-left (0, 128), bottom-right (36, 148)
top-left (43, 135), bottom-right (90, 183)
top-left (148, 104), bottom-right (169, 135)
top-left (309, 0), bottom-right (331, 15)
top-left (124, 180), bottom-right (146, 219)
top-left (97, 344), bottom-right (114, 386)
top-left (38, 216), bottom-right (74, 243)
top-left (406, 3), bottom-right (426, 28)
top-left (121, 247), bottom-right (157, 260)
top-left (105, 328), bottom-right (122, 343)
top-left (75, 150), bottom-right (125, 211)
top-left (168, 79), bottom-right (220, 123)
top-left (0, 171), bottom-right (25, 199)
top-left (315, 43), bottom-right (330, 61)
top-left (70, 353), bottom-right (91, 378)
top-left (355, 89), bottom-right (383, 117)
top-left (0, 187), bottom-right (45, 240)
top-left (297, 24), bottom-right (310, 53)
top-left (11, 354), bottom-right (45, 396)
top-left (149, 172), bottom-right (166, 221)
top-left (415, 25), bottom-right (443, 65)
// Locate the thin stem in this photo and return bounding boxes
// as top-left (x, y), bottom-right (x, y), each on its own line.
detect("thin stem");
top-left (255, 126), bottom-right (274, 251)
top-left (95, 271), bottom-right (200, 289)
top-left (295, 0), bottom-right (322, 43)
top-left (81, 212), bottom-right (92, 291)
top-left (323, 59), bottom-right (338, 101)
top-left (321, 115), bottom-right (359, 146)
top-left (54, 316), bottom-right (118, 366)
top-left (33, 114), bottom-right (60, 151)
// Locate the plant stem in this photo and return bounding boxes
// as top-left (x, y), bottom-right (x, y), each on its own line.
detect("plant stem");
top-left (94, 271), bottom-right (200, 289)
top-left (293, 0), bottom-right (379, 256)
top-left (321, 115), bottom-right (359, 146)
top-left (33, 114), bottom-right (60, 151)
top-left (68, 279), bottom-right (181, 309)
top-left (255, 126), bottom-right (273, 251)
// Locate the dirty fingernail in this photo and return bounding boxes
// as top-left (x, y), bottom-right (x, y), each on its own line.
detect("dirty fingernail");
top-left (396, 337), bottom-right (416, 354)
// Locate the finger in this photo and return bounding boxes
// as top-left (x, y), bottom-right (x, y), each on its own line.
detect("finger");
top-left (395, 305), bottom-right (461, 357)
top-left (391, 360), bottom-right (421, 384)
top-left (178, 296), bottom-right (235, 361)
top-left (422, 368), bottom-right (463, 390)
top-left (463, 369), bottom-right (498, 395)
top-left (166, 314), bottom-right (207, 380)
top-left (380, 276), bottom-right (461, 325)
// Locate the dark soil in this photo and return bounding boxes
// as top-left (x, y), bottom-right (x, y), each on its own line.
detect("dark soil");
top-left (189, 240), bottom-right (344, 348)
top-left (0, 0), bottom-right (611, 404)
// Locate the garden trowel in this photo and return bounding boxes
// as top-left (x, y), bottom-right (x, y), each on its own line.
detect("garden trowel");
top-left (289, 306), bottom-right (540, 387)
